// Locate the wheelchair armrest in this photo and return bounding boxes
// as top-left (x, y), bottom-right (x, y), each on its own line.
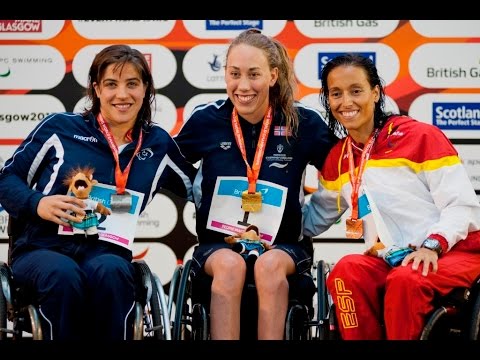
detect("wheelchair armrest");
top-left (438, 287), bottom-right (471, 308)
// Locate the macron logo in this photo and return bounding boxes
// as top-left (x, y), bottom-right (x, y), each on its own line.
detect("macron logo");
top-left (74, 135), bottom-right (98, 143)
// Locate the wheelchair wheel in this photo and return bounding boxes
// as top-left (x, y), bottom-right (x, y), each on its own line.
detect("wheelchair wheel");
top-left (26, 305), bottom-right (43, 340)
top-left (315, 260), bottom-right (329, 340)
top-left (420, 307), bottom-right (456, 339)
top-left (285, 303), bottom-right (310, 340)
top-left (469, 289), bottom-right (480, 340)
top-left (0, 282), bottom-right (7, 340)
top-left (133, 260), bottom-right (169, 340)
top-left (151, 273), bottom-right (172, 340)
top-left (146, 272), bottom-right (164, 340)
top-left (190, 303), bottom-right (208, 340)
top-left (167, 264), bottom-right (183, 317)
top-left (173, 259), bottom-right (193, 340)
top-left (0, 263), bottom-right (10, 340)
top-left (0, 262), bottom-right (43, 340)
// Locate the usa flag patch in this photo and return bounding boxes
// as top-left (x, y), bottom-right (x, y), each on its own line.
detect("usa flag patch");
top-left (273, 126), bottom-right (291, 136)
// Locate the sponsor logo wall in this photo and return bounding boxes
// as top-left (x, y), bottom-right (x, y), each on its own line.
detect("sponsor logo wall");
top-left (1, 20), bottom-right (479, 283)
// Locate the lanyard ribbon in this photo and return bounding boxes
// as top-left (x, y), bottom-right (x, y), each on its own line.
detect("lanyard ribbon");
top-left (97, 113), bottom-right (143, 194)
top-left (231, 106), bottom-right (272, 194)
top-left (346, 129), bottom-right (378, 220)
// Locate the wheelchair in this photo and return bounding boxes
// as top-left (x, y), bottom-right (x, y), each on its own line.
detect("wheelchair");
top-left (315, 260), bottom-right (480, 340)
top-left (171, 254), bottom-right (322, 340)
top-left (0, 216), bottom-right (171, 340)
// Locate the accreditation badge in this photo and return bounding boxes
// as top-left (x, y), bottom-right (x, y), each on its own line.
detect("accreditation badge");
top-left (241, 190), bottom-right (262, 212)
top-left (345, 218), bottom-right (363, 239)
top-left (110, 192), bottom-right (132, 212)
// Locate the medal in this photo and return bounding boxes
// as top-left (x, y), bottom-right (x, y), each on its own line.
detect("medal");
top-left (346, 218), bottom-right (363, 239)
top-left (110, 192), bottom-right (132, 212)
top-left (241, 191), bottom-right (262, 212)
top-left (231, 107), bottom-right (273, 215)
top-left (97, 113), bottom-right (143, 214)
top-left (343, 131), bottom-right (378, 241)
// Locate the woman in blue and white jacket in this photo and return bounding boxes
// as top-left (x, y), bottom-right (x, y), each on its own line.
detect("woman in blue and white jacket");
top-left (0, 45), bottom-right (195, 340)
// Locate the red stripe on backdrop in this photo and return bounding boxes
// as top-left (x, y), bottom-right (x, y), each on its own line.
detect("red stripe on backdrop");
top-left (0, 139), bottom-right (23, 145)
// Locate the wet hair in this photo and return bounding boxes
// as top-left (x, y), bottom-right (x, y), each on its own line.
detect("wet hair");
top-left (320, 53), bottom-right (393, 137)
top-left (82, 44), bottom-right (156, 127)
top-left (226, 28), bottom-right (299, 134)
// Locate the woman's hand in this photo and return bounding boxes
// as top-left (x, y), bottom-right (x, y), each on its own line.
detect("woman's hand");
top-left (37, 195), bottom-right (86, 227)
top-left (401, 247), bottom-right (439, 276)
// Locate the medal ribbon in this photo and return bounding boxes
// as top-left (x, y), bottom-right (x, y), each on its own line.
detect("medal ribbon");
top-left (231, 106), bottom-right (272, 193)
top-left (97, 113), bottom-right (143, 194)
top-left (346, 129), bottom-right (378, 220)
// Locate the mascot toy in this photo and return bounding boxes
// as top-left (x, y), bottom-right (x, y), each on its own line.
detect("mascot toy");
top-left (365, 237), bottom-right (416, 267)
top-left (63, 166), bottom-right (111, 240)
top-left (225, 225), bottom-right (271, 282)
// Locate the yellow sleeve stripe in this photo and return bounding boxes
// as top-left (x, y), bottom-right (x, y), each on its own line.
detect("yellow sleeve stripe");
top-left (319, 155), bottom-right (461, 191)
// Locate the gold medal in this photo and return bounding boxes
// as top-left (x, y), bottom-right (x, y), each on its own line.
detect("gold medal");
top-left (241, 190), bottom-right (262, 212)
top-left (346, 218), bottom-right (363, 239)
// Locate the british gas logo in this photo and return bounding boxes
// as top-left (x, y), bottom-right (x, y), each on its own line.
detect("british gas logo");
top-left (409, 43), bottom-right (480, 89)
top-left (294, 20), bottom-right (399, 39)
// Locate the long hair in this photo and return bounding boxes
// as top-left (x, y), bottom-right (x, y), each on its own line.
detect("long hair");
top-left (82, 44), bottom-right (156, 127)
top-left (320, 53), bottom-right (393, 137)
top-left (226, 28), bottom-right (299, 135)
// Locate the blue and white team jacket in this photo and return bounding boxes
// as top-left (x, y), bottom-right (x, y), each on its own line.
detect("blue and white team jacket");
top-left (0, 112), bottom-right (195, 257)
top-left (174, 98), bottom-right (338, 245)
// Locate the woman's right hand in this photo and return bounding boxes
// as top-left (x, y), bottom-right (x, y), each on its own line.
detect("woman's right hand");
top-left (37, 195), bottom-right (86, 227)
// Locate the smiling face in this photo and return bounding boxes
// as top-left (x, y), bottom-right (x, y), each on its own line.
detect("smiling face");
top-left (225, 43), bottom-right (278, 124)
top-left (93, 62), bottom-right (147, 131)
top-left (326, 65), bottom-right (380, 144)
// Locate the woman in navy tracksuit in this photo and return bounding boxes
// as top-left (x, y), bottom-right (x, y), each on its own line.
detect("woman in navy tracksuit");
top-left (174, 29), bottom-right (338, 339)
top-left (0, 45), bottom-right (195, 340)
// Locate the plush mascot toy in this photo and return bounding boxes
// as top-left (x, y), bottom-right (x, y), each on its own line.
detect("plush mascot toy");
top-left (364, 237), bottom-right (387, 257)
top-left (365, 237), bottom-right (416, 267)
top-left (225, 225), bottom-right (271, 283)
top-left (63, 166), bottom-right (111, 240)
